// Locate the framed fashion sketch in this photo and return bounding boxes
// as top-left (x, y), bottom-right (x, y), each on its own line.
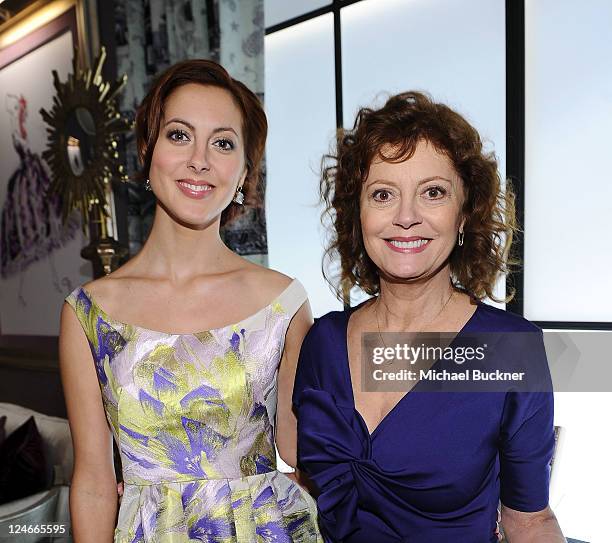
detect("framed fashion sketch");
top-left (0, 0), bottom-right (91, 359)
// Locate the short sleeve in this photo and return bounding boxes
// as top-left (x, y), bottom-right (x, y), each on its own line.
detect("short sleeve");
top-left (64, 287), bottom-right (94, 343)
top-left (275, 279), bottom-right (308, 319)
top-left (274, 278), bottom-right (308, 357)
top-left (499, 332), bottom-right (555, 512)
top-left (64, 287), bottom-right (80, 312)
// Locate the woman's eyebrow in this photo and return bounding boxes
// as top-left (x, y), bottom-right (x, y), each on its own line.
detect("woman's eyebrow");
top-left (365, 178), bottom-right (400, 189)
top-left (164, 117), bottom-right (194, 130)
top-left (163, 118), bottom-right (238, 138)
top-left (365, 175), bottom-right (453, 189)
top-left (417, 176), bottom-right (454, 185)
top-left (211, 127), bottom-right (239, 137)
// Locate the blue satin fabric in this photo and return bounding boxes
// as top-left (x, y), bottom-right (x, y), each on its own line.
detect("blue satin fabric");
top-left (293, 302), bottom-right (555, 542)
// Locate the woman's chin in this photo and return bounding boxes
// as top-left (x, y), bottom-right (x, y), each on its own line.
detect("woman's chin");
top-left (180, 214), bottom-right (220, 230)
top-left (166, 207), bottom-right (220, 230)
top-left (158, 198), bottom-right (223, 229)
top-left (379, 266), bottom-right (435, 284)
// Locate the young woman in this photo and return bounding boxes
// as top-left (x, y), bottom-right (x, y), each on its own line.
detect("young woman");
top-left (60, 60), bottom-right (321, 542)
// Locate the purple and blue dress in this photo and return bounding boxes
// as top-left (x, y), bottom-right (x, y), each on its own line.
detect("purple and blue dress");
top-left (293, 301), bottom-right (555, 543)
top-left (65, 279), bottom-right (322, 542)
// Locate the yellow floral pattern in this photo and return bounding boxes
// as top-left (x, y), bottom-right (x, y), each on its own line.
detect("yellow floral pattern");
top-left (65, 279), bottom-right (321, 542)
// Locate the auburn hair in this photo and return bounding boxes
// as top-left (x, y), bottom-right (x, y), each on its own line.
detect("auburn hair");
top-left (320, 91), bottom-right (518, 302)
top-left (135, 59), bottom-right (267, 224)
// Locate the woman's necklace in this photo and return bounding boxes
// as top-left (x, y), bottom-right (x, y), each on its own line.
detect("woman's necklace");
top-left (374, 289), bottom-right (455, 349)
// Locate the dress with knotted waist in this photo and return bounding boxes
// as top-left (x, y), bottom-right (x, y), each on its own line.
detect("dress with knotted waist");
top-left (293, 303), bottom-right (555, 542)
top-left (65, 279), bottom-right (321, 542)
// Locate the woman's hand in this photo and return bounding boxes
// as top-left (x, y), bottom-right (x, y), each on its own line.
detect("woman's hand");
top-left (284, 469), bottom-right (317, 495)
top-left (500, 504), bottom-right (566, 542)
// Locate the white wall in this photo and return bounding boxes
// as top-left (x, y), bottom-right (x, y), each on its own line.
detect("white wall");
top-left (551, 390), bottom-right (612, 542)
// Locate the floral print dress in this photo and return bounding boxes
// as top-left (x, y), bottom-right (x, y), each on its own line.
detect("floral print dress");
top-left (65, 279), bottom-right (321, 542)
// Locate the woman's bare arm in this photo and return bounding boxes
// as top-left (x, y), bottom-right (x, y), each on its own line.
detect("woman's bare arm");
top-left (275, 301), bottom-right (313, 478)
top-left (59, 302), bottom-right (119, 542)
top-left (501, 504), bottom-right (566, 542)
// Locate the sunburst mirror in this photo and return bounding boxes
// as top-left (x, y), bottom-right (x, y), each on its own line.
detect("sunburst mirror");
top-left (40, 46), bottom-right (131, 229)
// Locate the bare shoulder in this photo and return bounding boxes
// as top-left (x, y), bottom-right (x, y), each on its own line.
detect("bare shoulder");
top-left (239, 262), bottom-right (295, 303)
top-left (80, 259), bottom-right (142, 304)
top-left (79, 277), bottom-right (121, 309)
top-left (81, 276), bottom-right (112, 297)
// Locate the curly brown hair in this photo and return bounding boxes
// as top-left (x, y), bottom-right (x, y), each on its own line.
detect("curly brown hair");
top-left (135, 59), bottom-right (267, 225)
top-left (320, 91), bottom-right (517, 303)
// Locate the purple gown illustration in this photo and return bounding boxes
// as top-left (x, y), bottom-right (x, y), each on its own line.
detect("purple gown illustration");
top-left (1, 94), bottom-right (79, 284)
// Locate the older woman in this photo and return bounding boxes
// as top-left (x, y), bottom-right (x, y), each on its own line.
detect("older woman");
top-left (292, 92), bottom-right (564, 542)
top-left (60, 60), bottom-right (321, 542)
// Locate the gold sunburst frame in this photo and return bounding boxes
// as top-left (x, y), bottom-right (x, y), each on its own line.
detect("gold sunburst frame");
top-left (40, 46), bottom-right (130, 230)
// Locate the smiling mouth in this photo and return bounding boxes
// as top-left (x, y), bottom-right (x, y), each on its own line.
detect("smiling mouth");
top-left (386, 238), bottom-right (431, 249)
top-left (176, 180), bottom-right (213, 192)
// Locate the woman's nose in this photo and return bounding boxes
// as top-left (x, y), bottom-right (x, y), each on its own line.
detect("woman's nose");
top-left (187, 147), bottom-right (211, 173)
top-left (392, 197), bottom-right (422, 229)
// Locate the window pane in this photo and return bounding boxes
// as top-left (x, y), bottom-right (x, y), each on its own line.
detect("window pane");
top-left (341, 0), bottom-right (506, 305)
top-left (265, 14), bottom-right (341, 318)
top-left (265, 0), bottom-right (331, 28)
top-left (524, 0), bottom-right (612, 322)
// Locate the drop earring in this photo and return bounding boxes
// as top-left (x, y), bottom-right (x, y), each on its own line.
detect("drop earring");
top-left (145, 179), bottom-right (152, 191)
top-left (233, 186), bottom-right (245, 205)
top-left (458, 229), bottom-right (464, 246)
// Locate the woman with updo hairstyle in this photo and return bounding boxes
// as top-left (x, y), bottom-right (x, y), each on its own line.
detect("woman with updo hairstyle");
top-left (292, 92), bottom-right (564, 541)
top-left (60, 60), bottom-right (321, 542)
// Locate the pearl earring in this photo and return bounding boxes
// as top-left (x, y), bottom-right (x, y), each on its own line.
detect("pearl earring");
top-left (145, 179), bottom-right (152, 191)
